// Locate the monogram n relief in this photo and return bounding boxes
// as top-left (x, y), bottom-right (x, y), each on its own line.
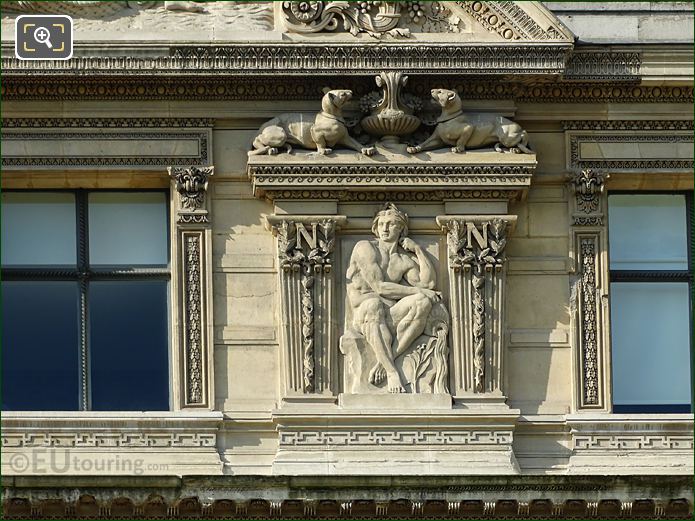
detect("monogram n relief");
top-left (268, 215), bottom-right (346, 400)
top-left (438, 216), bottom-right (514, 400)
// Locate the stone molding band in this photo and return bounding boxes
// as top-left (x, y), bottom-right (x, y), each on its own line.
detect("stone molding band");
top-left (3, 77), bottom-right (691, 104)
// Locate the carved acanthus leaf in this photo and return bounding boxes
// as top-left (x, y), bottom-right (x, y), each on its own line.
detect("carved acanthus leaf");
top-left (168, 166), bottom-right (214, 218)
top-left (567, 168), bottom-right (608, 215)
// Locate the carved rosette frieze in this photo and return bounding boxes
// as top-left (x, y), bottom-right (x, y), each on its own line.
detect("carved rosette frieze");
top-left (169, 166), bottom-right (214, 409)
top-left (567, 168), bottom-right (607, 410)
top-left (268, 215), bottom-right (347, 399)
top-left (438, 216), bottom-right (515, 399)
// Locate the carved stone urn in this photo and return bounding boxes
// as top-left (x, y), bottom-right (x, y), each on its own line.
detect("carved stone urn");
top-left (359, 71), bottom-right (422, 145)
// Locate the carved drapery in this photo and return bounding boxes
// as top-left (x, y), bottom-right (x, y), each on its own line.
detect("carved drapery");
top-left (169, 166), bottom-right (214, 408)
top-left (567, 168), bottom-right (608, 410)
top-left (267, 215), bottom-right (347, 401)
top-left (438, 216), bottom-right (515, 400)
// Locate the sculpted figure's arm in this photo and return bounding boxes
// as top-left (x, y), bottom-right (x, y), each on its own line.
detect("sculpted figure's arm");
top-left (351, 242), bottom-right (421, 300)
top-left (400, 238), bottom-right (436, 290)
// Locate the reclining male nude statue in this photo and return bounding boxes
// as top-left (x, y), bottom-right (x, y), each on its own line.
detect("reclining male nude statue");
top-left (342, 203), bottom-right (449, 394)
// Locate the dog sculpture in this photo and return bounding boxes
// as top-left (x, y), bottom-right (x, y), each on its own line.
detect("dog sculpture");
top-left (406, 89), bottom-right (531, 154)
top-left (248, 88), bottom-right (376, 156)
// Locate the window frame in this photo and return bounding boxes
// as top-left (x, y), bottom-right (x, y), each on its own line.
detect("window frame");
top-left (1, 188), bottom-right (172, 411)
top-left (607, 190), bottom-right (694, 414)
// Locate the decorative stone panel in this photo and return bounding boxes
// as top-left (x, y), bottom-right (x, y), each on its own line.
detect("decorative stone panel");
top-left (169, 166), bottom-right (215, 409)
top-left (437, 216), bottom-right (516, 403)
top-left (566, 169), bottom-right (608, 411)
top-left (1, 118), bottom-right (212, 170)
top-left (266, 215), bottom-right (348, 402)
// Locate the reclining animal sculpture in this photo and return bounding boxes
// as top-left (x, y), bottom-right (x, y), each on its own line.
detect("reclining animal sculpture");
top-left (407, 89), bottom-right (531, 155)
top-left (248, 88), bottom-right (375, 156)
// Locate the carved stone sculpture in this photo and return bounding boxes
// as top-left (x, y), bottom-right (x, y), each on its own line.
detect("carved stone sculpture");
top-left (340, 203), bottom-right (449, 395)
top-left (407, 89), bottom-right (531, 154)
top-left (248, 88), bottom-right (375, 156)
top-left (359, 71), bottom-right (422, 144)
top-left (281, 1), bottom-right (408, 38)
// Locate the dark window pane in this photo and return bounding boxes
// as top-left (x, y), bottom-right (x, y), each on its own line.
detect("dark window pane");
top-left (2, 281), bottom-right (80, 410)
top-left (89, 281), bottom-right (169, 411)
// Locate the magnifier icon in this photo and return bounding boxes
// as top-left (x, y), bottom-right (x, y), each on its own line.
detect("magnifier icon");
top-left (33, 26), bottom-right (53, 49)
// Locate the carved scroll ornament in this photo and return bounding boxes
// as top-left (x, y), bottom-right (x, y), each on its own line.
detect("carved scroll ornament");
top-left (281, 1), bottom-right (407, 38)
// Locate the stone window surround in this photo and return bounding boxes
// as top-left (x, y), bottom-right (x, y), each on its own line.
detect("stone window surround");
top-left (1, 167), bottom-right (214, 413)
top-left (568, 167), bottom-right (694, 415)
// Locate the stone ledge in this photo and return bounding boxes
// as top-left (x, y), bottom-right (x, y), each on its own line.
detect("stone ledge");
top-left (1, 412), bottom-right (224, 477)
top-left (566, 414), bottom-right (695, 475)
top-left (248, 147), bottom-right (536, 202)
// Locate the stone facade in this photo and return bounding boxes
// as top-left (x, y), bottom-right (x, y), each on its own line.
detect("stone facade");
top-left (1, 1), bottom-right (693, 518)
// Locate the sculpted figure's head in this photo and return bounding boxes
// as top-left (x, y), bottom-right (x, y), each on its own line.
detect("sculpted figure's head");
top-left (371, 203), bottom-right (409, 243)
top-left (322, 87), bottom-right (353, 112)
top-left (431, 88), bottom-right (461, 110)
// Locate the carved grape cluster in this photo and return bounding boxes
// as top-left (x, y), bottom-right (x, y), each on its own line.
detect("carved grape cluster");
top-left (359, 91), bottom-right (384, 113)
top-left (405, 1), bottom-right (425, 24)
top-left (357, 1), bottom-right (381, 15)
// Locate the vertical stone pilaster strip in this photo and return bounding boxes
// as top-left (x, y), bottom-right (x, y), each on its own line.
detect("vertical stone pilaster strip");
top-left (183, 232), bottom-right (204, 404)
top-left (267, 215), bottom-right (346, 401)
top-left (567, 168), bottom-right (608, 410)
top-left (169, 166), bottom-right (214, 409)
top-left (579, 237), bottom-right (599, 405)
top-left (439, 215), bottom-right (514, 399)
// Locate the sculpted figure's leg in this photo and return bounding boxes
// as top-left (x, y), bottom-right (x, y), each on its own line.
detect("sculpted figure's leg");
top-left (340, 134), bottom-right (376, 156)
top-left (452, 126), bottom-right (474, 153)
top-left (310, 127), bottom-right (332, 155)
top-left (406, 134), bottom-right (444, 154)
top-left (356, 298), bottom-right (405, 393)
top-left (389, 292), bottom-right (433, 358)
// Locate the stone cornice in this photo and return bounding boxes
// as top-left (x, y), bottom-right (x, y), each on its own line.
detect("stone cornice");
top-left (1, 42), bottom-right (573, 76)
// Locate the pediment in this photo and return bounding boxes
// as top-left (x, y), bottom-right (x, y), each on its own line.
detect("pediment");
top-left (1, 1), bottom-right (574, 44)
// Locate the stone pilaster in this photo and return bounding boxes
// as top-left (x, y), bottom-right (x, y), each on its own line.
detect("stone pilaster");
top-left (266, 215), bottom-right (348, 404)
top-left (169, 166), bottom-right (215, 409)
top-left (437, 215), bottom-right (516, 405)
top-left (567, 168), bottom-right (609, 411)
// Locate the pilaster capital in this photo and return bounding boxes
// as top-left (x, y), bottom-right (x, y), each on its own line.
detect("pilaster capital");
top-left (168, 165), bottom-right (214, 224)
